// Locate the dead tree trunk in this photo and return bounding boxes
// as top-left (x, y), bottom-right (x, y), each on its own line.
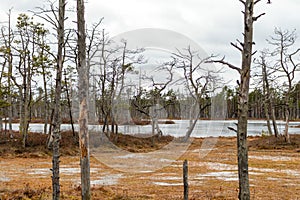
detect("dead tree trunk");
top-left (262, 54), bottom-right (279, 136)
top-left (211, 1), bottom-right (271, 199)
top-left (235, 1), bottom-right (254, 199)
top-left (51, 0), bottom-right (66, 199)
top-left (264, 74), bottom-right (279, 137)
top-left (284, 98), bottom-right (291, 143)
top-left (260, 53), bottom-right (274, 135)
top-left (270, 96), bottom-right (279, 137)
top-left (64, 70), bottom-right (75, 136)
top-left (268, 29), bottom-right (300, 142)
top-left (183, 160), bottom-right (188, 200)
top-left (7, 9), bottom-right (13, 138)
top-left (77, 0), bottom-right (91, 199)
top-left (42, 56), bottom-right (49, 135)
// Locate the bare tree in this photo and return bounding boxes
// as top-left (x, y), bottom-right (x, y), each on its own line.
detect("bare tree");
top-left (110, 40), bottom-right (144, 135)
top-left (48, 0), bottom-right (66, 199)
top-left (63, 69), bottom-right (75, 136)
top-left (211, 1), bottom-right (271, 199)
top-left (268, 28), bottom-right (300, 143)
top-left (254, 50), bottom-right (279, 137)
top-left (77, 0), bottom-right (91, 199)
top-left (142, 61), bottom-right (175, 137)
top-left (95, 35), bottom-right (144, 135)
top-left (174, 47), bottom-right (217, 141)
top-left (34, 0), bottom-right (67, 198)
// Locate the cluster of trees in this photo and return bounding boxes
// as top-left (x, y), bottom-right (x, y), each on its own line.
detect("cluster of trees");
top-left (0, 6), bottom-right (299, 147)
top-left (0, 0), bottom-right (91, 198)
top-left (228, 82), bottom-right (300, 121)
top-left (0, 3), bottom-right (220, 197)
top-left (0, 0), bottom-right (299, 199)
top-left (0, 11), bottom-right (220, 140)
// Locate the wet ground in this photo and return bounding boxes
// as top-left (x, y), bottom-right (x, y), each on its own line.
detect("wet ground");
top-left (0, 136), bottom-right (300, 199)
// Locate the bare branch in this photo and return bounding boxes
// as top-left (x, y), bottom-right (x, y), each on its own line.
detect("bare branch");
top-left (290, 48), bottom-right (300, 57)
top-left (231, 42), bottom-right (243, 52)
top-left (239, 0), bottom-right (246, 5)
top-left (228, 126), bottom-right (237, 133)
top-left (253, 13), bottom-right (266, 21)
top-left (237, 39), bottom-right (244, 47)
top-left (289, 48), bottom-right (300, 81)
top-left (207, 56), bottom-right (241, 74)
top-left (254, 0), bottom-right (271, 4)
top-left (254, 0), bottom-right (262, 5)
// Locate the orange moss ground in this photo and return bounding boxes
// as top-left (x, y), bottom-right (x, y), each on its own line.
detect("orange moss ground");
top-left (0, 131), bottom-right (300, 199)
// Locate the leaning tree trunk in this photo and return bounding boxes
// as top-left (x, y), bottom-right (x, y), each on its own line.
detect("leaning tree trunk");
top-left (263, 65), bottom-right (279, 137)
top-left (263, 97), bottom-right (272, 135)
top-left (262, 63), bottom-right (272, 135)
top-left (270, 93), bottom-right (279, 137)
top-left (64, 70), bottom-right (75, 136)
top-left (283, 98), bottom-right (291, 143)
top-left (77, 0), bottom-right (91, 199)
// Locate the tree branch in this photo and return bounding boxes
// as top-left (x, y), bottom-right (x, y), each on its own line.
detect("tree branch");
top-left (253, 13), bottom-right (266, 21)
top-left (252, 50), bottom-right (257, 56)
top-left (239, 0), bottom-right (246, 5)
top-left (290, 48), bottom-right (300, 57)
top-left (207, 56), bottom-right (241, 74)
top-left (254, 0), bottom-right (262, 5)
top-left (231, 42), bottom-right (243, 52)
top-left (228, 126), bottom-right (237, 133)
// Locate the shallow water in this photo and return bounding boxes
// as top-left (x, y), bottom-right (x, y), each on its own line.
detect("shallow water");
top-left (152, 181), bottom-right (182, 186)
top-left (249, 155), bottom-right (292, 161)
top-left (5, 120), bottom-right (300, 138)
top-left (91, 174), bottom-right (123, 185)
top-left (197, 171), bottom-right (238, 181)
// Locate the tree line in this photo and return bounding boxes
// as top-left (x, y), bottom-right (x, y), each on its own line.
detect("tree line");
top-left (0, 0), bottom-right (299, 199)
top-left (0, 11), bottom-right (300, 140)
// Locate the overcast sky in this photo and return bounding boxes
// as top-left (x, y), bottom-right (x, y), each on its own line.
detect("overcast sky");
top-left (1, 0), bottom-right (300, 84)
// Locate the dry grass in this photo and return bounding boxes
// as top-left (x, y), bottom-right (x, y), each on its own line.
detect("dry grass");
top-left (0, 131), bottom-right (300, 199)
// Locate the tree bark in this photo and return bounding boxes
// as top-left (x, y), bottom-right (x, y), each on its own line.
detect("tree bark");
top-left (51, 0), bottom-right (65, 199)
top-left (261, 55), bottom-right (273, 135)
top-left (64, 70), bottom-right (75, 136)
top-left (77, 0), bottom-right (91, 199)
top-left (41, 40), bottom-right (49, 135)
top-left (297, 90), bottom-right (299, 119)
top-left (7, 9), bottom-right (13, 138)
top-left (284, 101), bottom-right (291, 143)
top-left (270, 99), bottom-right (279, 137)
top-left (183, 160), bottom-right (188, 200)
top-left (237, 1), bottom-right (255, 199)
top-left (263, 88), bottom-right (272, 135)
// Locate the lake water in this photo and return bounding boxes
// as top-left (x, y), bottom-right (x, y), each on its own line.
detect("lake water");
top-left (3, 120), bottom-right (300, 138)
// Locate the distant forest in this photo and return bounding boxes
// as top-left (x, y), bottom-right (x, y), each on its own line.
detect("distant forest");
top-left (1, 12), bottom-right (300, 141)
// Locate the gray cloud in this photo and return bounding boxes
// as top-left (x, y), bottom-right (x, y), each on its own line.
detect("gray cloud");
top-left (1, 0), bottom-right (299, 85)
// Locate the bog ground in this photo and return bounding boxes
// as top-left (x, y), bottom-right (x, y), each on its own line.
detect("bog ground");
top-left (0, 131), bottom-right (300, 199)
